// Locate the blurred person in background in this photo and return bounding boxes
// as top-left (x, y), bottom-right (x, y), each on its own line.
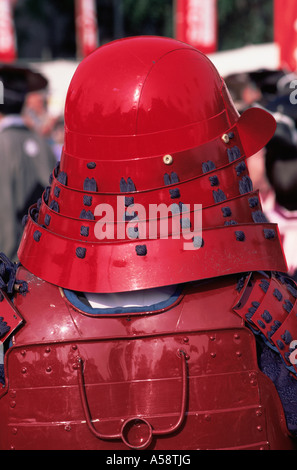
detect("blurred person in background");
top-left (264, 114), bottom-right (297, 280)
top-left (23, 88), bottom-right (56, 140)
top-left (0, 64), bottom-right (56, 260)
top-left (225, 72), bottom-right (263, 112)
top-left (49, 115), bottom-right (64, 161)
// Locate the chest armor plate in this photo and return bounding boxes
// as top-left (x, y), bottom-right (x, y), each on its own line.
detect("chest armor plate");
top-left (0, 268), bottom-right (294, 450)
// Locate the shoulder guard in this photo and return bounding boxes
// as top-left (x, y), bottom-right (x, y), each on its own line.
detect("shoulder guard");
top-left (233, 271), bottom-right (297, 378)
top-left (0, 253), bottom-right (27, 344)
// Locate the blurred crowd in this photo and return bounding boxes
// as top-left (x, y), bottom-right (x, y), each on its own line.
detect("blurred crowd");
top-left (1, 60), bottom-right (297, 281)
top-left (0, 63), bottom-right (63, 260)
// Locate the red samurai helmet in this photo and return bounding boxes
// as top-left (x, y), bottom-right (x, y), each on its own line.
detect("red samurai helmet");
top-left (18, 36), bottom-right (286, 293)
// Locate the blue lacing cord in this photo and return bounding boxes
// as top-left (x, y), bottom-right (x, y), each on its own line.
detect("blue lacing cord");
top-left (0, 253), bottom-right (28, 384)
top-left (0, 253), bottom-right (28, 302)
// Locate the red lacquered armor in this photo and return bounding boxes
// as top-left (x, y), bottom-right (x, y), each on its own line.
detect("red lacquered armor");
top-left (0, 267), bottom-right (295, 450)
top-left (1, 36), bottom-right (295, 451)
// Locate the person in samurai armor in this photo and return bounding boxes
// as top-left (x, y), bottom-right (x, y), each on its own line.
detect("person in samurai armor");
top-left (0, 36), bottom-right (297, 451)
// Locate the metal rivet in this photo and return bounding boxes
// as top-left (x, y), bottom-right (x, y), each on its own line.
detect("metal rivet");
top-left (21, 367), bottom-right (27, 374)
top-left (64, 425), bottom-right (71, 432)
top-left (163, 154), bottom-right (173, 165)
top-left (12, 427), bottom-right (18, 435)
top-left (210, 352), bottom-right (216, 358)
top-left (71, 344), bottom-right (77, 351)
top-left (236, 351), bottom-right (242, 357)
top-left (234, 333), bottom-right (240, 340)
top-left (45, 347), bottom-right (51, 354)
top-left (46, 366), bottom-right (52, 373)
top-left (183, 337), bottom-right (189, 343)
top-left (221, 133), bottom-right (230, 144)
top-left (10, 401), bottom-right (16, 408)
top-left (257, 425), bottom-right (263, 432)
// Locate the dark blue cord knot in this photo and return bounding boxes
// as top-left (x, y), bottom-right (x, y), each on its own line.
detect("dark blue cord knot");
top-left (83, 195), bottom-right (93, 207)
top-left (57, 171), bottom-right (68, 186)
top-left (263, 229), bottom-right (276, 239)
top-left (262, 310), bottom-right (272, 323)
top-left (281, 330), bottom-right (293, 345)
top-left (252, 211), bottom-right (268, 223)
top-left (213, 188), bottom-right (227, 203)
top-left (54, 161), bottom-right (60, 177)
top-left (164, 172), bottom-right (179, 185)
top-left (76, 247), bottom-right (86, 259)
top-left (260, 279), bottom-right (269, 293)
top-left (192, 236), bottom-right (204, 248)
top-left (136, 245), bottom-right (147, 256)
top-left (54, 187), bottom-right (60, 198)
top-left (283, 299), bottom-right (293, 313)
top-left (80, 226), bottom-right (89, 237)
top-left (44, 214), bottom-right (51, 226)
top-left (125, 196), bottom-right (134, 207)
top-left (235, 161), bottom-right (246, 175)
top-left (276, 339), bottom-right (285, 350)
top-left (248, 196), bottom-right (259, 208)
top-left (87, 162), bottom-right (96, 169)
top-left (221, 207), bottom-right (232, 217)
top-left (49, 200), bottom-right (60, 213)
top-left (80, 209), bottom-right (95, 220)
top-left (169, 188), bottom-right (180, 199)
top-left (235, 230), bottom-right (245, 241)
top-left (239, 175), bottom-right (253, 194)
top-left (22, 214), bottom-right (28, 227)
top-left (180, 218), bottom-right (191, 229)
top-left (224, 220), bottom-right (237, 226)
top-left (33, 230), bottom-right (42, 242)
top-left (202, 161), bottom-right (216, 173)
top-left (227, 146), bottom-right (241, 162)
top-left (83, 177), bottom-right (97, 192)
top-left (273, 288), bottom-right (283, 301)
top-left (209, 175), bottom-right (219, 186)
top-left (0, 317), bottom-right (10, 338)
top-left (257, 320), bottom-right (266, 329)
top-left (44, 186), bottom-right (51, 204)
top-left (286, 283), bottom-right (297, 298)
top-left (120, 177), bottom-right (136, 192)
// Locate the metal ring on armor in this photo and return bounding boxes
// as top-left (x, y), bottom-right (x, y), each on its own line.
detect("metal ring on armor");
top-left (76, 351), bottom-right (188, 449)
